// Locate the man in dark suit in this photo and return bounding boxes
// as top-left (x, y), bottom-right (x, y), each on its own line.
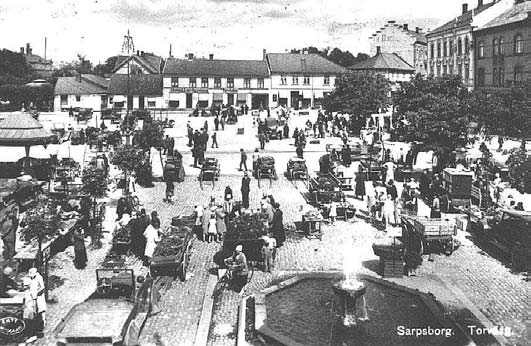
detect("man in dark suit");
top-left (241, 172), bottom-right (251, 209)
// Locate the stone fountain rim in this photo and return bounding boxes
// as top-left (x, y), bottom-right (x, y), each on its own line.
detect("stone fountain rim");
top-left (253, 271), bottom-right (474, 346)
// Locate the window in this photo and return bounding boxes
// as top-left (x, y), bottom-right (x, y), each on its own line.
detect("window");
top-left (514, 34), bottom-right (523, 54)
top-left (477, 68), bottom-right (485, 86)
top-left (171, 77), bottom-right (179, 90)
top-left (493, 68), bottom-right (498, 86)
top-left (478, 41), bottom-right (485, 58)
top-left (499, 37), bottom-right (504, 56)
top-left (430, 43), bottom-right (434, 58)
top-left (227, 77), bottom-right (234, 88)
top-left (449, 40), bottom-right (453, 55)
top-left (201, 77), bottom-right (208, 88)
top-left (189, 78), bottom-right (196, 88)
top-left (60, 95), bottom-right (67, 105)
top-left (292, 75), bottom-right (298, 84)
top-left (458, 38), bottom-right (462, 55)
top-left (75, 95), bottom-right (81, 102)
top-left (514, 65), bottom-right (524, 81)
top-left (169, 100), bottom-right (179, 108)
top-left (324, 75), bottom-right (330, 85)
top-left (243, 78), bottom-right (251, 88)
top-left (280, 75), bottom-right (287, 85)
top-left (465, 36), bottom-right (470, 54)
top-left (493, 39), bottom-right (498, 56)
top-left (464, 64), bottom-right (469, 81)
top-left (443, 41), bottom-right (447, 57)
top-left (437, 42), bottom-right (441, 57)
top-left (148, 101), bottom-right (156, 108)
top-left (499, 67), bottom-right (504, 86)
top-left (449, 64), bottom-right (453, 75)
top-left (257, 78), bottom-right (264, 89)
top-left (436, 65), bottom-right (441, 77)
top-left (443, 65), bottom-right (447, 75)
top-left (214, 78), bottom-right (221, 88)
top-left (303, 76), bottom-right (310, 85)
top-left (457, 63), bottom-right (462, 77)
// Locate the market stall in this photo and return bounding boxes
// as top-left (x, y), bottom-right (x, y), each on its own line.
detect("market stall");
top-left (223, 212), bottom-right (269, 262)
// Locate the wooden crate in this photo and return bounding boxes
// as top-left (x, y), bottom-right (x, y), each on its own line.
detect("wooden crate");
top-left (380, 258), bottom-right (404, 278)
top-left (413, 218), bottom-right (455, 237)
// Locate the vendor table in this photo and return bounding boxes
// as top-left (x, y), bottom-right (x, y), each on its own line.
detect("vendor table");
top-left (14, 218), bottom-right (78, 267)
top-left (336, 204), bottom-right (356, 221)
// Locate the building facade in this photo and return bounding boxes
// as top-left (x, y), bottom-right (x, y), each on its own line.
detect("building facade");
top-left (113, 51), bottom-right (164, 75)
top-left (265, 53), bottom-right (346, 109)
top-left (426, 0), bottom-right (514, 88)
top-left (53, 74), bottom-right (109, 112)
top-left (474, 0), bottom-right (530, 91)
top-left (107, 74), bottom-right (164, 110)
top-left (162, 57), bottom-right (270, 109)
top-left (369, 21), bottom-right (428, 76)
top-left (348, 48), bottom-right (416, 91)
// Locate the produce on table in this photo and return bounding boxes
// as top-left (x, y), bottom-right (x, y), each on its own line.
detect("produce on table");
top-left (224, 212), bottom-right (269, 241)
top-left (113, 226), bottom-right (130, 243)
top-left (152, 225), bottom-right (192, 257)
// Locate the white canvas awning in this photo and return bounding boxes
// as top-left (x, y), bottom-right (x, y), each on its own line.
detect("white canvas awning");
top-left (169, 93), bottom-right (180, 101)
top-left (213, 93), bottom-right (223, 101)
top-left (198, 93), bottom-right (210, 101)
top-left (237, 93), bottom-right (247, 101)
top-left (313, 90), bottom-right (324, 99)
top-left (113, 95), bottom-right (126, 102)
top-left (278, 90), bottom-right (290, 98)
top-left (302, 90), bottom-right (313, 98)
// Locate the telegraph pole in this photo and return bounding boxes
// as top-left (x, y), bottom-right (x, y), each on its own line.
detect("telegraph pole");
top-left (122, 30), bottom-right (134, 145)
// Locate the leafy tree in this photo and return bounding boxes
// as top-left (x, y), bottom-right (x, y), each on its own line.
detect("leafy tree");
top-left (506, 146), bottom-right (530, 193)
top-left (111, 145), bottom-right (144, 193)
top-left (20, 195), bottom-right (60, 301)
top-left (289, 47), bottom-right (369, 67)
top-left (323, 72), bottom-right (391, 116)
top-left (0, 83), bottom-right (54, 110)
top-left (0, 49), bottom-right (32, 85)
top-left (134, 121), bottom-right (165, 153)
top-left (82, 166), bottom-right (108, 199)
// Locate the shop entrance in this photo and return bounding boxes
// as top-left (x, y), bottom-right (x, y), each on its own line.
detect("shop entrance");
top-left (251, 94), bottom-right (268, 109)
top-left (186, 93), bottom-right (193, 108)
top-left (138, 96), bottom-right (145, 109)
top-left (227, 94), bottom-right (234, 106)
top-left (290, 91), bottom-right (300, 110)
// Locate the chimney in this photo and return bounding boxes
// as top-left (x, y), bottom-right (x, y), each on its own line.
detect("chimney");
top-left (462, 3), bottom-right (468, 14)
top-left (416, 27), bottom-right (420, 33)
top-left (137, 50), bottom-right (140, 56)
top-left (26, 43), bottom-right (30, 55)
top-left (403, 24), bottom-right (409, 31)
top-left (209, 54), bottom-right (214, 60)
top-left (20, 47), bottom-right (24, 54)
top-left (477, 0), bottom-right (483, 7)
top-left (263, 49), bottom-right (266, 61)
top-left (376, 46), bottom-right (382, 55)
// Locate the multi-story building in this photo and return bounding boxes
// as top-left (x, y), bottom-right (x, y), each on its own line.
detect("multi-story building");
top-left (53, 74), bottom-right (109, 112)
top-left (474, 0), bottom-right (530, 91)
top-left (348, 47), bottom-right (415, 90)
top-left (162, 55), bottom-right (270, 109)
top-left (426, 0), bottom-right (514, 88)
top-left (265, 52), bottom-right (346, 109)
top-left (369, 21), bottom-right (428, 76)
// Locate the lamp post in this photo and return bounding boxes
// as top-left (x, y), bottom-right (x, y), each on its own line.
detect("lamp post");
top-left (122, 30), bottom-right (135, 146)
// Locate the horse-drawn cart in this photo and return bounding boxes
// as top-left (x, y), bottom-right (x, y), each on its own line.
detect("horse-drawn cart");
top-left (254, 156), bottom-right (277, 187)
top-left (286, 157), bottom-right (308, 181)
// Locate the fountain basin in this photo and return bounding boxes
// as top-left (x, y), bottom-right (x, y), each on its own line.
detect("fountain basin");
top-left (254, 272), bottom-right (472, 346)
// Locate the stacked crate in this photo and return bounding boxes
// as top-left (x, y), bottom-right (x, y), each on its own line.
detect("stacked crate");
top-left (443, 168), bottom-right (473, 199)
top-left (380, 258), bottom-right (404, 278)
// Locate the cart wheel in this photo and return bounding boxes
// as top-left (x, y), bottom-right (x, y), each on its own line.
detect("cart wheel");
top-left (443, 239), bottom-right (454, 256)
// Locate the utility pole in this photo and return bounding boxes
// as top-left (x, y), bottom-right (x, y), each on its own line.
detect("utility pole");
top-left (122, 30), bottom-right (135, 146)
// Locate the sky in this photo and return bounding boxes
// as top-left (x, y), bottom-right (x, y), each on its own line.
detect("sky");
top-left (0, 0), bottom-right (475, 65)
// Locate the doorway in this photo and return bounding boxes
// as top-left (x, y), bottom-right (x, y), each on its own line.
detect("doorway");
top-left (138, 96), bottom-right (145, 109)
top-left (186, 93), bottom-right (193, 108)
top-left (227, 94), bottom-right (234, 106)
top-left (127, 95), bottom-right (134, 110)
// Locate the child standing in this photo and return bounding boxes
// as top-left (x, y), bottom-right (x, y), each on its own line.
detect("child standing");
top-left (261, 235), bottom-right (277, 273)
top-left (208, 214), bottom-right (217, 243)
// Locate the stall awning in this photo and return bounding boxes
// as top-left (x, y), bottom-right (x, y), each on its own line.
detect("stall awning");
top-left (198, 93), bottom-right (210, 101)
top-left (313, 90), bottom-right (324, 99)
top-left (113, 95), bottom-right (126, 102)
top-left (237, 93), bottom-right (247, 101)
top-left (169, 93), bottom-right (180, 101)
top-left (302, 90), bottom-right (313, 99)
top-left (213, 93), bottom-right (223, 101)
top-left (278, 90), bottom-right (290, 98)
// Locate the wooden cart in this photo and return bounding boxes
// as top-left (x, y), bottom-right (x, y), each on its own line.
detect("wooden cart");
top-left (199, 158), bottom-right (220, 189)
top-left (402, 216), bottom-right (456, 256)
top-left (308, 173), bottom-right (344, 206)
top-left (286, 157), bottom-right (308, 181)
top-left (255, 156), bottom-right (277, 187)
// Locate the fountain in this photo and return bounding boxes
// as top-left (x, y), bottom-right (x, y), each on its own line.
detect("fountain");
top-left (332, 244), bottom-right (369, 327)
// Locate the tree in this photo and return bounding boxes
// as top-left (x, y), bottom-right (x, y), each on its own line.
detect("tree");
top-left (0, 49), bottom-right (32, 85)
top-left (323, 72), bottom-right (391, 116)
top-left (289, 47), bottom-right (369, 67)
top-left (506, 146), bottom-right (530, 193)
top-left (20, 195), bottom-right (60, 301)
top-left (134, 121), bottom-right (165, 153)
top-left (111, 145), bottom-right (144, 194)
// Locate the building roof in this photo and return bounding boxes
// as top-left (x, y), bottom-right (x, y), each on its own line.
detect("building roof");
top-left (163, 58), bottom-right (269, 77)
top-left (113, 54), bottom-right (163, 74)
top-left (24, 53), bottom-right (52, 65)
top-left (54, 74), bottom-right (108, 95)
top-left (372, 22), bottom-right (427, 44)
top-left (348, 52), bottom-right (414, 72)
top-left (427, 1), bottom-right (496, 36)
top-left (107, 74), bottom-right (163, 96)
top-left (479, 1), bottom-right (530, 31)
top-left (266, 53), bottom-right (347, 74)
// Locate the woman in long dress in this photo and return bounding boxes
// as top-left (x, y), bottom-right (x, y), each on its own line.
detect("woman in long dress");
top-left (355, 171), bottom-right (366, 200)
top-left (27, 268), bottom-right (46, 331)
top-left (215, 207), bottom-right (227, 242)
top-left (72, 227), bottom-right (87, 269)
top-left (144, 220), bottom-right (161, 266)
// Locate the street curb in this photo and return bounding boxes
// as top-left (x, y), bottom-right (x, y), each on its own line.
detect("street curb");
top-left (194, 273), bottom-right (218, 346)
top-left (237, 296), bottom-right (249, 346)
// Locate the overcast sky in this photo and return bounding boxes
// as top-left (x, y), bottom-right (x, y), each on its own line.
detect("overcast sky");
top-left (0, 0), bottom-right (474, 64)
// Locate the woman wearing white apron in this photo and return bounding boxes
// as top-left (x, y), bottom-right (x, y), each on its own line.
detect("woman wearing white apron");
top-left (144, 220), bottom-right (161, 266)
top-left (28, 268), bottom-right (46, 330)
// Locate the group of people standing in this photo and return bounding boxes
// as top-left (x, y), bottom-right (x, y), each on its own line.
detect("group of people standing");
top-left (117, 208), bottom-right (161, 266)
